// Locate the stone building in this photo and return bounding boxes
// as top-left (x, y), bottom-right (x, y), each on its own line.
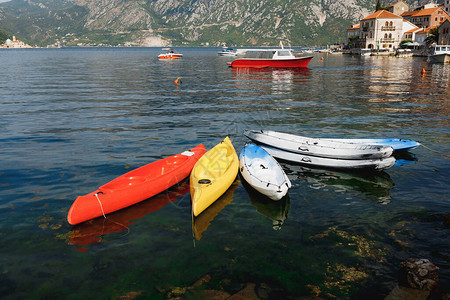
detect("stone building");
top-left (359, 10), bottom-right (405, 50)
top-left (439, 18), bottom-right (450, 44)
top-left (387, 1), bottom-right (409, 16)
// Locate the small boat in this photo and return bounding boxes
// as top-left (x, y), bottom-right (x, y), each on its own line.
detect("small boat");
top-left (260, 144), bottom-right (396, 171)
top-left (321, 138), bottom-right (420, 151)
top-left (158, 48), bottom-right (183, 60)
top-left (217, 47), bottom-right (237, 56)
top-left (239, 143), bottom-right (291, 200)
top-left (227, 42), bottom-right (313, 68)
top-left (190, 137), bottom-right (239, 217)
top-left (429, 45), bottom-right (450, 64)
top-left (67, 144), bottom-right (207, 225)
top-left (244, 130), bottom-right (394, 160)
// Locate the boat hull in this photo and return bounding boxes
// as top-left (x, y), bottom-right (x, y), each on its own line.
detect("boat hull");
top-left (229, 56), bottom-right (313, 68)
top-left (429, 53), bottom-right (450, 64)
top-left (244, 130), bottom-right (394, 160)
top-left (190, 137), bottom-right (239, 216)
top-left (321, 138), bottom-right (420, 151)
top-left (261, 145), bottom-right (396, 171)
top-left (67, 144), bottom-right (207, 225)
top-left (158, 54), bottom-right (183, 59)
top-left (239, 143), bottom-right (291, 200)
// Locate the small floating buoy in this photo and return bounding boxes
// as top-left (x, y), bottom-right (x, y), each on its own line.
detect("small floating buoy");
top-left (174, 77), bottom-right (182, 84)
top-left (321, 57), bottom-right (324, 61)
top-left (421, 68), bottom-right (426, 75)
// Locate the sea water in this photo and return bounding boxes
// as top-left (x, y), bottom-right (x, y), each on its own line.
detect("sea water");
top-left (0, 47), bottom-right (449, 299)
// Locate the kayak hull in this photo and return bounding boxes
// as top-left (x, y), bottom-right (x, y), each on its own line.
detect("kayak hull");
top-left (321, 138), bottom-right (420, 151)
top-left (191, 137), bottom-right (239, 217)
top-left (261, 144), bottom-right (396, 171)
top-left (239, 143), bottom-right (291, 200)
top-left (244, 130), bottom-right (394, 160)
top-left (68, 144), bottom-right (207, 225)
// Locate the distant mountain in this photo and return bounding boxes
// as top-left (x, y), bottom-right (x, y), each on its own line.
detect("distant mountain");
top-left (0, 0), bottom-right (441, 47)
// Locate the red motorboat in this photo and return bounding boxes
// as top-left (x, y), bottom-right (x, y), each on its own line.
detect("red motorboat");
top-left (227, 43), bottom-right (313, 68)
top-left (67, 144), bottom-right (206, 225)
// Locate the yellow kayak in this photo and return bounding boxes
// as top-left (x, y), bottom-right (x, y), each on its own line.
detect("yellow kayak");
top-left (190, 136), bottom-right (239, 216)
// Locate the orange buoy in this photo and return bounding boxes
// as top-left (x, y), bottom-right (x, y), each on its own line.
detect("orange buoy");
top-left (421, 68), bottom-right (426, 75)
top-left (174, 77), bottom-right (182, 84)
top-left (321, 57), bottom-right (324, 61)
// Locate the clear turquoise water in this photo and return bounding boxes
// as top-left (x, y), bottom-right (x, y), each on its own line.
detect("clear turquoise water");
top-left (0, 47), bottom-right (449, 299)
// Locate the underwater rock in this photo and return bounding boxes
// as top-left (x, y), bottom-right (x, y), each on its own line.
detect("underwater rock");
top-left (385, 285), bottom-right (430, 300)
top-left (398, 258), bottom-right (439, 291)
top-left (228, 283), bottom-right (259, 300)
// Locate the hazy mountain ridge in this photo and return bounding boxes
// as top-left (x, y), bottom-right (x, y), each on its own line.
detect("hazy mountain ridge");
top-left (0, 0), bottom-right (440, 46)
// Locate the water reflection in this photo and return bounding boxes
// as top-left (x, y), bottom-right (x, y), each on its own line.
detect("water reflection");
top-left (241, 174), bottom-right (290, 230)
top-left (67, 180), bottom-right (190, 246)
top-left (230, 67), bottom-right (311, 92)
top-left (282, 163), bottom-right (395, 203)
top-left (193, 182), bottom-right (239, 240)
top-left (393, 151), bottom-right (417, 166)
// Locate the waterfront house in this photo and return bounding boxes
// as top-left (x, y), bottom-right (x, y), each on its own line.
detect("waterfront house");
top-left (359, 10), bottom-right (404, 51)
top-left (401, 7), bottom-right (449, 29)
top-left (403, 27), bottom-right (423, 43)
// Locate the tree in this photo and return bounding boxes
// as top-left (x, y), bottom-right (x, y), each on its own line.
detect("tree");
top-left (424, 26), bottom-right (440, 46)
top-left (376, 0), bottom-right (382, 11)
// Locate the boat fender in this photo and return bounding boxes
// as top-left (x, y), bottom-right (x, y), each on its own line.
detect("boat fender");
top-left (198, 179), bottom-right (211, 184)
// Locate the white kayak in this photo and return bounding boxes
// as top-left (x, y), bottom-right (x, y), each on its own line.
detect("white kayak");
top-left (321, 138), bottom-right (420, 151)
top-left (244, 130), bottom-right (394, 160)
top-left (260, 145), bottom-right (396, 171)
top-left (239, 143), bottom-right (291, 200)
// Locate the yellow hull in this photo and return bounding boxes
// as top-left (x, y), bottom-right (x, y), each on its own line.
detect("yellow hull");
top-left (190, 136), bottom-right (239, 216)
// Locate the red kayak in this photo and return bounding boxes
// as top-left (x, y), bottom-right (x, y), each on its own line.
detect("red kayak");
top-left (67, 144), bottom-right (207, 225)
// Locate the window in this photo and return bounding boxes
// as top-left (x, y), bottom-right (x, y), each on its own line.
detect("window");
top-left (389, 33), bottom-right (392, 38)
top-left (385, 21), bottom-right (389, 26)
top-left (390, 21), bottom-right (393, 26)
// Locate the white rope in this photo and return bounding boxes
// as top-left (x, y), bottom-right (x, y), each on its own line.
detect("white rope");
top-left (95, 193), bottom-right (107, 219)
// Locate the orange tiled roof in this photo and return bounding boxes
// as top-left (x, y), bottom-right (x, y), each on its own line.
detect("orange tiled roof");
top-left (405, 27), bottom-right (422, 33)
top-left (401, 10), bottom-right (417, 17)
top-left (410, 7), bottom-right (441, 17)
top-left (362, 10), bottom-right (403, 20)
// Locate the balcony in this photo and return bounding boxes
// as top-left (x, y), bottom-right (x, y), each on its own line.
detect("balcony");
top-left (380, 38), bottom-right (395, 43)
top-left (381, 26), bottom-right (396, 31)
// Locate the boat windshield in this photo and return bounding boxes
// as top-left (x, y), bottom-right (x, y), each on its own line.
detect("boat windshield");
top-left (245, 51), bottom-right (275, 59)
top-left (277, 50), bottom-right (292, 56)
